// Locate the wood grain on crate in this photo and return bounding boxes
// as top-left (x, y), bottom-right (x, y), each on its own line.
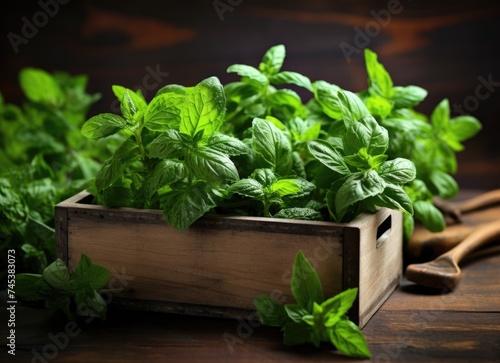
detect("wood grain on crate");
top-left (56, 191), bottom-right (402, 327)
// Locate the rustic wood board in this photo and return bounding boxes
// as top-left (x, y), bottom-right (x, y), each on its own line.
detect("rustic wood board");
top-left (4, 251), bottom-right (500, 363)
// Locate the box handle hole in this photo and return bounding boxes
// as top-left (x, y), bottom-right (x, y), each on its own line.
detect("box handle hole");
top-left (376, 215), bottom-right (392, 248)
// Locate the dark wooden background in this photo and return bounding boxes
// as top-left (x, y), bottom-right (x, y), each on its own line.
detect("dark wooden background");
top-left (1, 0), bottom-right (499, 189)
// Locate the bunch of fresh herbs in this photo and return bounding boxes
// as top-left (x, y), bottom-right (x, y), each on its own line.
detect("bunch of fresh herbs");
top-left (82, 45), bottom-right (480, 237)
top-left (0, 68), bottom-right (116, 281)
top-left (15, 254), bottom-right (110, 320)
top-left (2, 45), bottom-right (480, 354)
top-left (254, 251), bottom-right (371, 358)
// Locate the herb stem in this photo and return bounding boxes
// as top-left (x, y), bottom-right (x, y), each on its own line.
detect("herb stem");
top-left (134, 130), bottom-right (148, 163)
top-left (263, 200), bottom-right (272, 217)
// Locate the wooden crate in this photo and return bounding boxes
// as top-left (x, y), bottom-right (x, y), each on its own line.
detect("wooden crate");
top-left (55, 191), bottom-right (403, 328)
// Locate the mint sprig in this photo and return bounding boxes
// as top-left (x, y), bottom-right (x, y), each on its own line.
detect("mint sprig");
top-left (15, 254), bottom-right (110, 320)
top-left (254, 251), bottom-right (371, 359)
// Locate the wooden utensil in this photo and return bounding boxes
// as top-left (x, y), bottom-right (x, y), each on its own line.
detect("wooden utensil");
top-left (408, 189), bottom-right (500, 260)
top-left (405, 220), bottom-right (500, 290)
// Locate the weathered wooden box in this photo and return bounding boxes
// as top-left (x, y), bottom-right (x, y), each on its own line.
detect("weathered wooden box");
top-left (55, 190), bottom-right (402, 328)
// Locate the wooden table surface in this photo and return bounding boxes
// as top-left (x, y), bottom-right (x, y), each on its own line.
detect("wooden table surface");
top-left (2, 244), bottom-right (499, 362)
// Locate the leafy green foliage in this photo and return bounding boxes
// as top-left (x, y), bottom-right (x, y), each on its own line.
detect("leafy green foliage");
top-left (82, 77), bottom-right (248, 231)
top-left (224, 44), bottom-right (312, 139)
top-left (82, 44), bottom-right (479, 239)
top-left (254, 251), bottom-right (371, 359)
top-left (15, 254), bottom-right (110, 320)
top-left (308, 112), bottom-right (415, 222)
top-left (357, 49), bottom-right (481, 236)
top-left (0, 68), bottom-right (112, 280)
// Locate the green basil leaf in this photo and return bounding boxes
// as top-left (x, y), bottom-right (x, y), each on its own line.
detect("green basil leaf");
top-left (392, 85), bottom-right (428, 109)
top-left (338, 91), bottom-right (371, 126)
top-left (308, 140), bottom-right (350, 175)
top-left (143, 93), bottom-right (184, 131)
top-left (14, 274), bottom-right (44, 301)
top-left (335, 171), bottom-right (386, 217)
top-left (382, 117), bottom-right (432, 136)
top-left (111, 86), bottom-right (147, 122)
top-left (266, 89), bottom-right (302, 110)
top-left (449, 115), bottom-right (482, 142)
top-left (155, 84), bottom-right (188, 97)
top-left (269, 179), bottom-right (301, 197)
top-left (328, 319), bottom-right (371, 358)
top-left (143, 160), bottom-right (186, 200)
top-left (72, 254), bottom-right (110, 290)
top-left (344, 148), bottom-right (372, 170)
top-left (43, 259), bottom-right (71, 290)
top-left (95, 158), bottom-right (121, 192)
top-left (284, 178), bottom-right (316, 199)
top-left (373, 184), bottom-right (414, 215)
top-left (227, 64), bottom-right (268, 86)
top-left (95, 138), bottom-right (139, 191)
top-left (379, 158), bottom-right (416, 185)
top-left (251, 168), bottom-right (277, 187)
top-left (429, 170), bottom-right (458, 199)
top-left (75, 288), bottom-right (107, 320)
top-left (179, 76), bottom-right (226, 139)
top-left (259, 44), bottom-right (286, 76)
top-left (19, 68), bottom-right (64, 106)
top-left (185, 147), bottom-right (239, 182)
top-left (437, 141), bottom-right (458, 174)
top-left (81, 114), bottom-right (127, 139)
top-left (364, 48), bottom-right (393, 99)
top-left (271, 71), bottom-right (313, 91)
top-left (284, 304), bottom-right (310, 323)
top-left (322, 288), bottom-right (358, 328)
top-left (413, 200), bottom-right (446, 232)
top-left (112, 85), bottom-right (146, 105)
top-left (206, 133), bottom-right (249, 156)
top-left (291, 151), bottom-right (307, 179)
top-left (252, 118), bottom-right (292, 175)
top-left (101, 182), bottom-right (134, 208)
top-left (147, 130), bottom-right (189, 159)
top-left (254, 295), bottom-right (289, 327)
top-left (162, 182), bottom-right (220, 231)
top-left (344, 116), bottom-right (388, 156)
top-left (265, 115), bottom-right (286, 130)
top-left (228, 179), bottom-right (264, 200)
top-left (403, 213), bottom-right (415, 241)
top-left (291, 250), bottom-right (324, 311)
top-left (313, 80), bottom-right (343, 119)
top-left (365, 95), bottom-right (393, 118)
top-left (34, 275), bottom-right (56, 297)
top-left (431, 98), bottom-right (450, 130)
top-left (300, 122), bottom-right (322, 142)
top-left (120, 90), bottom-right (140, 122)
top-left (224, 82), bottom-right (260, 103)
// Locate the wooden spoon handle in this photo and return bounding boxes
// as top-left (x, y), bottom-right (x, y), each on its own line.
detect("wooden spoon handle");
top-left (457, 189), bottom-right (500, 214)
top-left (444, 220), bottom-right (500, 264)
top-left (407, 223), bottom-right (474, 260)
top-left (433, 189), bottom-right (500, 224)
